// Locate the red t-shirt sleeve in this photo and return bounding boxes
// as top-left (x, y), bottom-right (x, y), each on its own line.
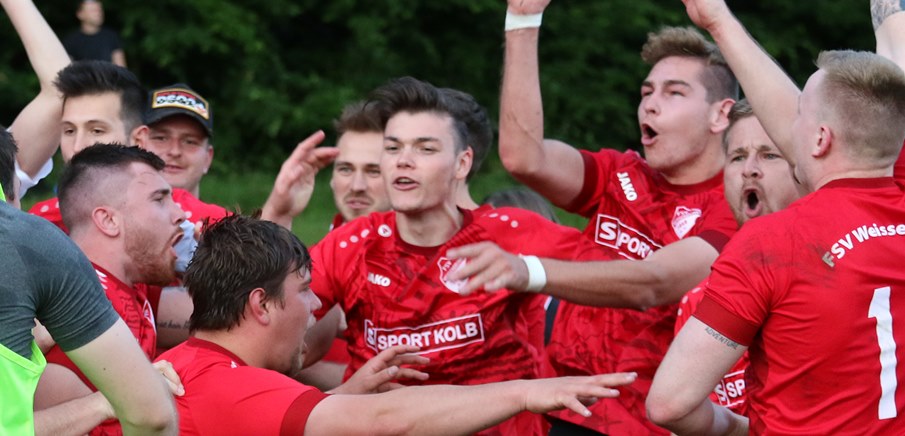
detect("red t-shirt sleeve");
top-left (694, 221), bottom-right (785, 346)
top-left (563, 149), bottom-right (621, 217)
top-left (280, 390), bottom-right (331, 436)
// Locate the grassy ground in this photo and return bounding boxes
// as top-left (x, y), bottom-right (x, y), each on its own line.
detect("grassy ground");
top-left (22, 154), bottom-right (588, 246)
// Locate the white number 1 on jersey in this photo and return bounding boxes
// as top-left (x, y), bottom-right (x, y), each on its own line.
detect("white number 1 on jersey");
top-left (869, 286), bottom-right (898, 420)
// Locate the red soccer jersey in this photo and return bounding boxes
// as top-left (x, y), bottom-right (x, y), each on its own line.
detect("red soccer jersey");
top-left (156, 338), bottom-right (328, 435)
top-left (311, 207), bottom-right (602, 436)
top-left (44, 264), bottom-right (159, 436)
top-left (29, 188), bottom-right (227, 233)
top-left (675, 279), bottom-right (749, 415)
top-left (546, 149), bottom-right (737, 434)
top-left (697, 178), bottom-right (905, 434)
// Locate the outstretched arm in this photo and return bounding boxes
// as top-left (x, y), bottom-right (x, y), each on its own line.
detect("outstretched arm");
top-left (261, 130), bottom-right (340, 230)
top-left (683, 0), bottom-right (800, 165)
top-left (499, 0), bottom-right (586, 207)
top-left (2, 0), bottom-right (70, 179)
top-left (307, 372), bottom-right (637, 435)
top-left (646, 317), bottom-right (748, 435)
top-left (448, 236), bottom-right (717, 309)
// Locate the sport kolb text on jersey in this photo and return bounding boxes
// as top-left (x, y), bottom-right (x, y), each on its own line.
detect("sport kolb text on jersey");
top-left (827, 222), bottom-right (905, 263)
top-left (595, 213), bottom-right (662, 260)
top-left (364, 315), bottom-right (485, 354)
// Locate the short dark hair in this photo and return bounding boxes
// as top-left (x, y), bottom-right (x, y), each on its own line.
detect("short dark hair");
top-left (641, 27), bottom-right (739, 102)
top-left (54, 60), bottom-right (147, 135)
top-left (369, 77), bottom-right (470, 153)
top-left (186, 214), bottom-right (312, 332)
top-left (441, 88), bottom-right (493, 182)
top-left (333, 100), bottom-right (383, 137)
top-left (0, 128), bottom-right (18, 203)
top-left (722, 99), bottom-right (755, 152)
top-left (58, 143), bottom-right (165, 231)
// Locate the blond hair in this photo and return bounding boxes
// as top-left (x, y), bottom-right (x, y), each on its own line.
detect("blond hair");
top-left (816, 50), bottom-right (905, 165)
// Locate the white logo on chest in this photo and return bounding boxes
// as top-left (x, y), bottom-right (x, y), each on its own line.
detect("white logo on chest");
top-left (672, 206), bottom-right (702, 239)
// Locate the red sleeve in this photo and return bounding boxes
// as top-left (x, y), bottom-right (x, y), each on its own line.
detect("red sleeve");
top-left (694, 220), bottom-right (786, 346)
top-left (563, 149), bottom-right (621, 217)
top-left (488, 208), bottom-right (610, 262)
top-left (280, 390), bottom-right (330, 436)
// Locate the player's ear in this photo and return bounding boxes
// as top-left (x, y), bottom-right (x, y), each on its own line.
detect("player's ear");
top-left (813, 125), bottom-right (833, 158)
top-left (131, 125), bottom-right (149, 147)
top-left (92, 206), bottom-right (121, 237)
top-left (455, 146), bottom-right (473, 181)
top-left (247, 288), bottom-right (272, 325)
top-left (710, 98), bottom-right (735, 134)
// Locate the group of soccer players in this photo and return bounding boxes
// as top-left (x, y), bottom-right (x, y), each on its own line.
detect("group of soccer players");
top-left (3, 0), bottom-right (905, 434)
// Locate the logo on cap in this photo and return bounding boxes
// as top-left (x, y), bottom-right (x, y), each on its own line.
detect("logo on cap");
top-left (151, 88), bottom-right (210, 120)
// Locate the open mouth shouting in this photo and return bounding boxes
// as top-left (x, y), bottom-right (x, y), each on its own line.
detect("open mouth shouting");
top-left (640, 123), bottom-right (659, 146)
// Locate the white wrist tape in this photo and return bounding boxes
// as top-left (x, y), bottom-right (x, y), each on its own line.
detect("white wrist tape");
top-left (505, 11), bottom-right (543, 32)
top-left (519, 255), bottom-right (547, 292)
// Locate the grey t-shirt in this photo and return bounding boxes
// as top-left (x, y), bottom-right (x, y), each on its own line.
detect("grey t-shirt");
top-left (0, 202), bottom-right (119, 358)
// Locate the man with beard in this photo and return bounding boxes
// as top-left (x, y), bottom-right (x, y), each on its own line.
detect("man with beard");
top-left (37, 144), bottom-right (185, 435)
top-left (671, 99), bottom-right (803, 416)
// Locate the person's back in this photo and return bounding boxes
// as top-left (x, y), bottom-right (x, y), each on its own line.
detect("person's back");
top-left (700, 178), bottom-right (905, 432)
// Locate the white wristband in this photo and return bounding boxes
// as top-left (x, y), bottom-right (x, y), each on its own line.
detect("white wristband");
top-left (505, 10), bottom-right (543, 32)
top-left (519, 255), bottom-right (547, 292)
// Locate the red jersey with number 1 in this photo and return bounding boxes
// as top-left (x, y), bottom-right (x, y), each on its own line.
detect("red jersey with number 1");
top-left (546, 149), bottom-right (737, 434)
top-left (311, 207), bottom-right (603, 436)
top-left (697, 178), bottom-right (905, 434)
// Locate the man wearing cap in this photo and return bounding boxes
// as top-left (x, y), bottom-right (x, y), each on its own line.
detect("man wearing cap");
top-left (143, 84), bottom-right (214, 199)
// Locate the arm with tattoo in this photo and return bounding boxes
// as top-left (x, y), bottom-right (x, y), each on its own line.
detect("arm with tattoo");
top-left (872, 0), bottom-right (905, 30)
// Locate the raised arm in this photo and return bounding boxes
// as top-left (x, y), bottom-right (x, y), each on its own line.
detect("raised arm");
top-left (261, 131), bottom-right (339, 230)
top-left (873, 0), bottom-right (905, 68)
top-left (2, 0), bottom-right (70, 179)
top-left (682, 0), bottom-right (800, 165)
top-left (500, 0), bottom-right (586, 207)
top-left (307, 372), bottom-right (637, 435)
top-left (448, 236), bottom-right (717, 309)
top-left (66, 319), bottom-right (178, 435)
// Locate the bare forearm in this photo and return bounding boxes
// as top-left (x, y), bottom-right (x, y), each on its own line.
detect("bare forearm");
top-left (873, 1), bottom-right (905, 70)
top-left (540, 257), bottom-right (706, 309)
top-left (1, 0), bottom-right (69, 88)
top-left (872, 0), bottom-right (905, 29)
top-left (35, 392), bottom-right (114, 436)
top-left (500, 29), bottom-right (546, 177)
top-left (3, 0), bottom-right (70, 176)
top-left (706, 14), bottom-right (800, 163)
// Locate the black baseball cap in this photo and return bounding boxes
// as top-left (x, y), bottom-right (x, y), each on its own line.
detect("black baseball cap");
top-left (145, 84), bottom-right (213, 137)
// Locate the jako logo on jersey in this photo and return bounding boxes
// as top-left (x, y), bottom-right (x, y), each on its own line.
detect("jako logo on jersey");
top-left (713, 369), bottom-right (746, 408)
top-left (437, 257), bottom-right (468, 293)
top-left (672, 206), bottom-right (702, 239)
top-left (595, 214), bottom-right (662, 260)
top-left (378, 224), bottom-right (393, 237)
top-left (617, 172), bottom-right (638, 201)
top-left (364, 314), bottom-right (485, 354)
top-left (367, 272), bottom-right (391, 287)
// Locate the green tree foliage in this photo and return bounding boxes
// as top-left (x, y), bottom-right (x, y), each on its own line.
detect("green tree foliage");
top-left (1, 0), bottom-right (874, 171)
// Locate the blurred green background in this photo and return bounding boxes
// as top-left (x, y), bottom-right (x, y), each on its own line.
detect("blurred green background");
top-left (3, 0), bottom-right (874, 244)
